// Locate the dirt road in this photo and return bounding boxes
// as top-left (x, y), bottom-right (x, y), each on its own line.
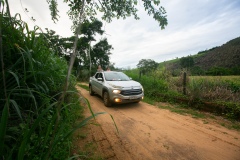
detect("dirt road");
top-left (75, 85), bottom-right (240, 160)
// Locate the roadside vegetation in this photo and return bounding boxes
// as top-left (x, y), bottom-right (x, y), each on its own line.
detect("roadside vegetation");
top-left (124, 68), bottom-right (240, 121)
top-left (0, 12), bottom-right (86, 159)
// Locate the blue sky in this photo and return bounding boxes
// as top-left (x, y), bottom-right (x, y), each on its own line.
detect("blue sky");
top-left (9, 0), bottom-right (240, 68)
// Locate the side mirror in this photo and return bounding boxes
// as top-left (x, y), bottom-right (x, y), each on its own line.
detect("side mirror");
top-left (97, 78), bottom-right (103, 81)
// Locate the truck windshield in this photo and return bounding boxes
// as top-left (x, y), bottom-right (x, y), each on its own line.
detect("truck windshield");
top-left (104, 72), bottom-right (131, 81)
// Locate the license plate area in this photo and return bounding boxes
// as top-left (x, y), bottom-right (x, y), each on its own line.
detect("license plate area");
top-left (129, 96), bottom-right (139, 100)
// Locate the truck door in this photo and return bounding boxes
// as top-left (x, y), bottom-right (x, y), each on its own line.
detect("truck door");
top-left (94, 73), bottom-right (104, 95)
top-left (92, 73), bottom-right (98, 92)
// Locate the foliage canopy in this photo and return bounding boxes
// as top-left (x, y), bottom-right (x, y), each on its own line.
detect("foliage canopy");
top-left (48, 0), bottom-right (168, 30)
top-left (180, 56), bottom-right (194, 69)
top-left (137, 59), bottom-right (158, 75)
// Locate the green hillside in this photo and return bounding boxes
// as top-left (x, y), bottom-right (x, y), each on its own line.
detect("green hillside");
top-left (163, 36), bottom-right (240, 75)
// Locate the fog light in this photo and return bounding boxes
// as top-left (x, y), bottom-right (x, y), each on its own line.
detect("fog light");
top-left (114, 98), bottom-right (122, 102)
top-left (142, 96), bottom-right (144, 100)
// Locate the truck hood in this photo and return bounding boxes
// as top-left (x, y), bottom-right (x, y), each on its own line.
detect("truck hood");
top-left (107, 80), bottom-right (142, 89)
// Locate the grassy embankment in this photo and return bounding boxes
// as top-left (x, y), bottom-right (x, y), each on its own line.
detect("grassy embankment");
top-left (124, 70), bottom-right (240, 122)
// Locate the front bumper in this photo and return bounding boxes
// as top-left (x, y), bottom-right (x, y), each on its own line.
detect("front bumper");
top-left (111, 94), bottom-right (144, 104)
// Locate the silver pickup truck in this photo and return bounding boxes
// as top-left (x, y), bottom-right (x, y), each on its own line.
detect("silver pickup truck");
top-left (89, 71), bottom-right (144, 107)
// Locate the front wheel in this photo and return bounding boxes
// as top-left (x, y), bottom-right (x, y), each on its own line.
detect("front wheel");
top-left (89, 85), bottom-right (94, 96)
top-left (103, 91), bottom-right (112, 107)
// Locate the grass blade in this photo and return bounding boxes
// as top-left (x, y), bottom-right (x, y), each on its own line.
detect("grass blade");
top-left (9, 99), bottom-right (23, 121)
top-left (85, 98), bottom-right (96, 119)
top-left (60, 112), bottom-right (105, 142)
top-left (110, 114), bottom-right (119, 134)
top-left (8, 70), bottom-right (20, 87)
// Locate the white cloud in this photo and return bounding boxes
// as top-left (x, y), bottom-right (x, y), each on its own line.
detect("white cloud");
top-left (9, 0), bottom-right (72, 37)
top-left (8, 0), bottom-right (240, 68)
top-left (104, 0), bottom-right (240, 68)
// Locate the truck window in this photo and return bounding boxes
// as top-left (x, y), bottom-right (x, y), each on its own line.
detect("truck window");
top-left (95, 73), bottom-right (99, 79)
top-left (99, 73), bottom-right (103, 79)
top-left (95, 73), bottom-right (103, 79)
top-left (104, 72), bottom-right (130, 81)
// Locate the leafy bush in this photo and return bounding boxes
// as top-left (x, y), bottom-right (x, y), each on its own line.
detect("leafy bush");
top-left (222, 102), bottom-right (240, 120)
top-left (180, 56), bottom-right (194, 69)
top-left (190, 66), bottom-right (205, 75)
top-left (206, 67), bottom-right (231, 75)
top-left (125, 69), bottom-right (174, 100)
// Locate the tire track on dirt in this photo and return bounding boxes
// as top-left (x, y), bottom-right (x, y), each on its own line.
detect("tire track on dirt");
top-left (160, 111), bottom-right (240, 148)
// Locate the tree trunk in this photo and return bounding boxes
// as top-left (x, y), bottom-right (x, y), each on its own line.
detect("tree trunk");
top-left (60, 0), bottom-right (86, 101)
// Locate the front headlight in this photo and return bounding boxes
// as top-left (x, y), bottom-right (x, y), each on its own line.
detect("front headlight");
top-left (112, 89), bottom-right (121, 94)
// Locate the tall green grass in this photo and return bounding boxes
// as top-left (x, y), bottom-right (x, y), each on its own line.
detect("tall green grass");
top-left (180, 76), bottom-right (240, 102)
top-left (124, 69), bottom-right (240, 120)
top-left (0, 11), bottom-right (101, 159)
top-left (125, 69), bottom-right (177, 102)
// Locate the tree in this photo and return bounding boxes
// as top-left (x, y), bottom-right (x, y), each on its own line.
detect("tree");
top-left (180, 56), bottom-right (194, 69)
top-left (137, 59), bottom-right (158, 75)
top-left (91, 38), bottom-right (113, 70)
top-left (40, 19), bottom-right (108, 77)
top-left (39, 29), bottom-right (65, 56)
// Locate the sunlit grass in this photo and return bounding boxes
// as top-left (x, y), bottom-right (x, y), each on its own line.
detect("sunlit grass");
top-left (157, 104), bottom-right (206, 119)
top-left (142, 96), bottom-right (155, 105)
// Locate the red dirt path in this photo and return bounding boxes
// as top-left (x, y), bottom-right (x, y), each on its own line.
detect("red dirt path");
top-left (74, 85), bottom-right (240, 160)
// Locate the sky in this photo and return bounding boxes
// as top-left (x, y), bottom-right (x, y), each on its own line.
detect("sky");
top-left (8, 0), bottom-right (240, 69)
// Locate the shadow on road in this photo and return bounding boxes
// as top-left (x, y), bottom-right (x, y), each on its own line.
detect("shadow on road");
top-left (91, 94), bottom-right (142, 110)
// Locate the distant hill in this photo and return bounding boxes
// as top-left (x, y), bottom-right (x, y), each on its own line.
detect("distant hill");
top-left (163, 36), bottom-right (240, 75)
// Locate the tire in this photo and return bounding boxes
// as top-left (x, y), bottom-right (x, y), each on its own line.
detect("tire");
top-left (89, 85), bottom-right (94, 96)
top-left (103, 91), bottom-right (112, 107)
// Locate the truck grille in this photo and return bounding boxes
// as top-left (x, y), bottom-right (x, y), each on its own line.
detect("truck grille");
top-left (121, 89), bottom-right (142, 96)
